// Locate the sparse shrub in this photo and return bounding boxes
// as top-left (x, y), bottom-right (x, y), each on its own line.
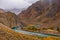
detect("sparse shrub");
top-left (57, 27), bottom-right (60, 32)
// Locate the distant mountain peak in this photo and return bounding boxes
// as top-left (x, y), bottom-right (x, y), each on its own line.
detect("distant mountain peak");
top-left (0, 8), bottom-right (5, 13)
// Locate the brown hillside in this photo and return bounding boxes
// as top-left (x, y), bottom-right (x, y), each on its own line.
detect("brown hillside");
top-left (0, 23), bottom-right (60, 40)
top-left (0, 23), bottom-right (42, 40)
top-left (18, 0), bottom-right (60, 29)
top-left (0, 10), bottom-right (21, 28)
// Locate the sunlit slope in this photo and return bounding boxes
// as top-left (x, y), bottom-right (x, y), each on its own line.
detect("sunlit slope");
top-left (18, 0), bottom-right (60, 33)
top-left (0, 23), bottom-right (41, 40)
top-left (0, 10), bottom-right (21, 28)
top-left (0, 23), bottom-right (60, 40)
top-left (18, 0), bottom-right (60, 28)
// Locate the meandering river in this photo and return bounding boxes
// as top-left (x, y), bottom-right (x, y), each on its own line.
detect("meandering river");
top-left (13, 29), bottom-right (60, 37)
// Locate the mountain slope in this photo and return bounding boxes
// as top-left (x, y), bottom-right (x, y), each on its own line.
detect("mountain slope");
top-left (0, 8), bottom-right (5, 13)
top-left (0, 10), bottom-right (21, 28)
top-left (0, 23), bottom-right (42, 40)
top-left (18, 0), bottom-right (60, 29)
top-left (0, 23), bottom-right (60, 40)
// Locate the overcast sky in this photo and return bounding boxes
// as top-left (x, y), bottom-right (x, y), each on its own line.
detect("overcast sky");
top-left (0, 0), bottom-right (38, 9)
top-left (0, 0), bottom-right (38, 14)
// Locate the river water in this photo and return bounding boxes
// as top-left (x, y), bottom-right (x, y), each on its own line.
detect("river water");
top-left (13, 29), bottom-right (60, 37)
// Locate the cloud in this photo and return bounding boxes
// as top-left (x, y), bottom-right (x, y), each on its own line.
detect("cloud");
top-left (0, 0), bottom-right (39, 14)
top-left (0, 0), bottom-right (38, 9)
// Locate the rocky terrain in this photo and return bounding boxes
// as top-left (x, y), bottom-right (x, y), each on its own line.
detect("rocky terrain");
top-left (0, 23), bottom-right (42, 40)
top-left (0, 23), bottom-right (60, 40)
top-left (0, 0), bottom-right (60, 40)
top-left (0, 9), bottom-right (21, 28)
top-left (18, 0), bottom-right (60, 32)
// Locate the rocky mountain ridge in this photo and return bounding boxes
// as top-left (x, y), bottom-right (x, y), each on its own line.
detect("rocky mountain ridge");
top-left (0, 9), bottom-right (21, 28)
top-left (18, 0), bottom-right (60, 29)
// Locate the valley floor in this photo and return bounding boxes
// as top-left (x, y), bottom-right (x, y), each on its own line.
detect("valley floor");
top-left (0, 23), bottom-right (60, 40)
